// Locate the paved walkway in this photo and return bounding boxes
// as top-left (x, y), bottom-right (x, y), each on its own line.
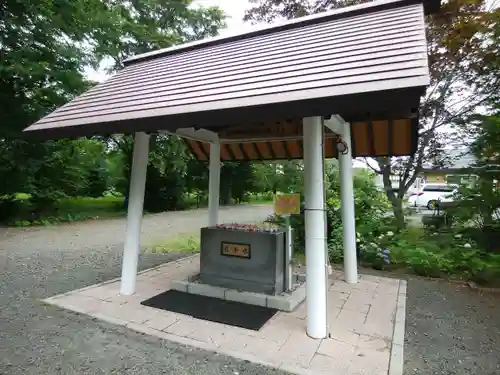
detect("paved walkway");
top-left (0, 205), bottom-right (284, 375)
top-left (2, 204), bottom-right (498, 374)
top-left (44, 256), bottom-right (405, 375)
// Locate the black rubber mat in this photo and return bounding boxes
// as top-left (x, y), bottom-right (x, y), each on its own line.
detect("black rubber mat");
top-left (141, 290), bottom-right (277, 331)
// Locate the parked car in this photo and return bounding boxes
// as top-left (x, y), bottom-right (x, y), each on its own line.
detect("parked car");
top-left (408, 184), bottom-right (458, 210)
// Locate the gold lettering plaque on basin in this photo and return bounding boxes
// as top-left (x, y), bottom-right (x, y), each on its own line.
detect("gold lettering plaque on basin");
top-left (220, 242), bottom-right (251, 259)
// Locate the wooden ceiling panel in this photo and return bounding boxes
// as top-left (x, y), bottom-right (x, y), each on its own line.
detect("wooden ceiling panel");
top-left (184, 118), bottom-right (417, 161)
top-left (392, 119), bottom-right (411, 155)
top-left (372, 120), bottom-right (389, 155)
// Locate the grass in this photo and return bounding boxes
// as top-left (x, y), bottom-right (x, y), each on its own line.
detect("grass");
top-left (7, 192), bottom-right (273, 227)
top-left (8, 194), bottom-right (126, 226)
top-left (184, 193), bottom-right (273, 209)
top-left (57, 195), bottom-right (125, 219)
top-left (147, 220), bottom-right (272, 254)
top-left (150, 232), bottom-right (201, 253)
top-left (249, 194), bottom-right (274, 204)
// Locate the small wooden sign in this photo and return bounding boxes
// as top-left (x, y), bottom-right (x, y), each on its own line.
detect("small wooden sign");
top-left (274, 193), bottom-right (301, 216)
top-left (221, 242), bottom-right (251, 259)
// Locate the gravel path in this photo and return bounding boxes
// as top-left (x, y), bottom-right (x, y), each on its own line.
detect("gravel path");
top-left (3, 203), bottom-right (499, 375)
top-left (0, 204), bottom-right (273, 254)
top-left (0, 205), bottom-right (290, 375)
top-left (404, 278), bottom-right (500, 375)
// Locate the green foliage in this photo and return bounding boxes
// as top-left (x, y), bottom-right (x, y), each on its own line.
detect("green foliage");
top-left (0, 0), bottom-right (226, 222)
top-left (325, 164), bottom-right (391, 261)
top-left (12, 138), bottom-right (112, 216)
top-left (85, 165), bottom-right (109, 198)
top-left (103, 0), bottom-right (226, 70)
top-left (7, 195), bottom-right (124, 226)
top-left (230, 162), bottom-right (255, 204)
top-left (0, 197), bottom-right (23, 222)
top-left (269, 162), bottom-right (390, 259)
top-left (186, 159), bottom-right (209, 207)
top-left (403, 247), bottom-right (452, 277)
top-left (451, 105), bottom-right (500, 251)
top-left (0, 0), bottom-right (125, 215)
top-left (219, 162), bottom-right (255, 204)
top-left (359, 225), bottom-right (500, 285)
top-left (245, 0), bottom-right (500, 230)
top-left (252, 161), bottom-right (304, 195)
top-left (144, 135), bottom-right (189, 213)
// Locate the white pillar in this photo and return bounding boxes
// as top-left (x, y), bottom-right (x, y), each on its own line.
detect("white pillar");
top-left (120, 132), bottom-right (150, 296)
top-left (303, 116), bottom-right (328, 339)
top-left (208, 142), bottom-right (220, 226)
top-left (339, 122), bottom-right (358, 284)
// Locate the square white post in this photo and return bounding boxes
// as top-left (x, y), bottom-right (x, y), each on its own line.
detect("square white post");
top-left (303, 116), bottom-right (328, 339)
top-left (120, 132), bottom-right (150, 296)
top-left (338, 122), bottom-right (358, 284)
top-left (208, 142), bottom-right (221, 226)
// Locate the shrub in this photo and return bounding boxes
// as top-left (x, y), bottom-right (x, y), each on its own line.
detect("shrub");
top-left (84, 165), bottom-right (108, 198)
top-left (144, 164), bottom-right (187, 213)
top-left (404, 247), bottom-right (453, 277)
top-left (278, 164), bottom-right (390, 258)
top-left (0, 197), bottom-right (23, 222)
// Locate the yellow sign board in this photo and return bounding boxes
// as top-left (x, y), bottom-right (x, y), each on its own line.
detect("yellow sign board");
top-left (274, 193), bottom-right (301, 216)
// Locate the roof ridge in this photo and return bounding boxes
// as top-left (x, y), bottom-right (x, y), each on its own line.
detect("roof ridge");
top-left (124, 0), bottom-right (439, 66)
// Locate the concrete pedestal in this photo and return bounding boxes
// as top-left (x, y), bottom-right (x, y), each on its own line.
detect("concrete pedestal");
top-left (199, 227), bottom-right (285, 295)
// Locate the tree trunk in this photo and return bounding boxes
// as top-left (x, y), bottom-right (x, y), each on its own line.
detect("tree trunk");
top-left (378, 158), bottom-right (406, 230)
top-left (221, 185), bottom-right (232, 205)
top-left (480, 176), bottom-right (494, 228)
top-left (388, 195), bottom-right (405, 229)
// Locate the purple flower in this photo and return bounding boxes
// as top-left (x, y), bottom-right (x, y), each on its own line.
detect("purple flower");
top-left (383, 258), bottom-right (390, 265)
top-left (382, 249), bottom-right (391, 255)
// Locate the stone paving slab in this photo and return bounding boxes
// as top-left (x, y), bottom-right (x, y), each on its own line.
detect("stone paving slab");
top-left (43, 255), bottom-right (406, 375)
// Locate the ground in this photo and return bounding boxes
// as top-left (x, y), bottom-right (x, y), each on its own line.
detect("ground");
top-left (1, 204), bottom-right (499, 374)
top-left (0, 205), bottom-right (286, 375)
top-left (404, 278), bottom-right (500, 375)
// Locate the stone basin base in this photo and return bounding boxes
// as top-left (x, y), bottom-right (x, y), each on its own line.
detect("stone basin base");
top-left (171, 273), bottom-right (306, 312)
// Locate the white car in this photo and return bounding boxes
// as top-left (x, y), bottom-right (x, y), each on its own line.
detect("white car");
top-left (408, 184), bottom-right (458, 210)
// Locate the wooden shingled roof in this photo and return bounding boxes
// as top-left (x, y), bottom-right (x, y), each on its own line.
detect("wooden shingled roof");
top-left (184, 118), bottom-right (416, 161)
top-left (23, 0), bottom-right (438, 141)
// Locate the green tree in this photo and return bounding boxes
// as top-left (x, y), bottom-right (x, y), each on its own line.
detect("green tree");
top-left (186, 159), bottom-right (209, 207)
top-left (252, 161), bottom-right (304, 195)
top-left (0, 0), bottom-right (226, 220)
top-left (0, 0), bottom-right (123, 216)
top-left (245, 0), bottom-right (500, 228)
top-left (104, 0), bottom-right (225, 69)
top-left (453, 105), bottom-right (500, 251)
top-left (144, 135), bottom-right (189, 212)
top-left (100, 0), bottom-right (226, 207)
top-left (219, 162), bottom-right (255, 204)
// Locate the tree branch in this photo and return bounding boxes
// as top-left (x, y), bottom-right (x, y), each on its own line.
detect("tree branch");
top-left (362, 158), bottom-right (382, 174)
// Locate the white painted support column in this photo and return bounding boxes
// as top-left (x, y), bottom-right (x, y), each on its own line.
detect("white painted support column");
top-left (338, 122), bottom-right (358, 284)
top-left (208, 142), bottom-right (221, 226)
top-left (120, 132), bottom-right (150, 296)
top-left (303, 116), bottom-right (328, 339)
